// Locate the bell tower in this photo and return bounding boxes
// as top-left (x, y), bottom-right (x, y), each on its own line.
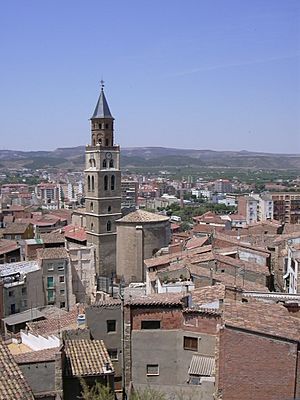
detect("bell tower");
top-left (85, 81), bottom-right (122, 278)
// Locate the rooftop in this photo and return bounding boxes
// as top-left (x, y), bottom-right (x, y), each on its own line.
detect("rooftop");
top-left (0, 260), bottom-right (40, 278)
top-left (117, 209), bottom-right (170, 223)
top-left (3, 222), bottom-right (31, 234)
top-left (0, 239), bottom-right (19, 255)
top-left (37, 247), bottom-right (68, 260)
top-left (64, 339), bottom-right (113, 377)
top-left (0, 340), bottom-right (34, 399)
top-left (13, 347), bottom-right (59, 364)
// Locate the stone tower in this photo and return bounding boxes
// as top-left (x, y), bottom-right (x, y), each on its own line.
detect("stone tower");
top-left (85, 83), bottom-right (122, 278)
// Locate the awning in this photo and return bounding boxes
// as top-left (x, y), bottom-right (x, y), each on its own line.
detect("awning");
top-left (188, 355), bottom-right (215, 376)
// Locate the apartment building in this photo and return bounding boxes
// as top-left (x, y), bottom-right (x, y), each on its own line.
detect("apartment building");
top-left (271, 192), bottom-right (300, 224)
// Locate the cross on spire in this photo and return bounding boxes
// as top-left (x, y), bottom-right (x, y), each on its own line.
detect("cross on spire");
top-left (100, 79), bottom-right (105, 91)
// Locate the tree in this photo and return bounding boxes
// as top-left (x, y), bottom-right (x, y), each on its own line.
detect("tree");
top-left (80, 379), bottom-right (114, 400)
top-left (130, 387), bottom-right (166, 400)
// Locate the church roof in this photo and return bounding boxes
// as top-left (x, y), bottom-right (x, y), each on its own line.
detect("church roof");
top-left (91, 87), bottom-right (113, 119)
top-left (116, 209), bottom-right (170, 224)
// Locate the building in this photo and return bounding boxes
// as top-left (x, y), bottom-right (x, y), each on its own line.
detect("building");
top-left (0, 239), bottom-right (21, 264)
top-left (271, 192), bottom-right (300, 224)
top-left (121, 180), bottom-right (138, 210)
top-left (237, 196), bottom-right (258, 224)
top-left (37, 248), bottom-right (75, 310)
top-left (0, 260), bottom-right (44, 319)
top-left (252, 193), bottom-right (274, 221)
top-left (85, 83), bottom-right (122, 278)
top-left (116, 210), bottom-right (171, 284)
top-left (36, 183), bottom-right (60, 209)
top-left (214, 179), bottom-right (233, 193)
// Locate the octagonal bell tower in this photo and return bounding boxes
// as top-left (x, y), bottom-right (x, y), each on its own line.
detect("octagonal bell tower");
top-left (85, 82), bottom-right (122, 278)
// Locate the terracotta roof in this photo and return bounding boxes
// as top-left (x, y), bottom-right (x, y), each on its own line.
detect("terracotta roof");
top-left (191, 284), bottom-right (226, 307)
top-left (63, 225), bottom-right (87, 242)
top-left (117, 209), bottom-right (170, 223)
top-left (40, 232), bottom-right (65, 244)
top-left (185, 236), bottom-right (209, 250)
top-left (37, 247), bottom-right (68, 260)
top-left (229, 214), bottom-right (247, 221)
top-left (0, 340), bottom-right (34, 399)
top-left (4, 223), bottom-right (31, 234)
top-left (214, 233), bottom-right (270, 256)
top-left (64, 339), bottom-right (113, 377)
top-left (0, 239), bottom-right (19, 255)
top-left (193, 211), bottom-right (225, 225)
top-left (27, 307), bottom-right (79, 336)
top-left (13, 347), bottom-right (59, 364)
top-left (224, 299), bottom-right (300, 342)
top-left (215, 253), bottom-right (269, 275)
top-left (125, 292), bottom-right (187, 307)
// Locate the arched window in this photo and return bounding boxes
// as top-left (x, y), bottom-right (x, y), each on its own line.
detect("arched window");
top-left (109, 159), bottom-right (114, 168)
top-left (88, 176), bottom-right (91, 191)
top-left (104, 175), bottom-right (108, 191)
top-left (91, 222), bottom-right (94, 231)
top-left (90, 202), bottom-right (94, 212)
top-left (92, 137), bottom-right (96, 146)
top-left (91, 176), bottom-right (95, 191)
top-left (108, 206), bottom-right (111, 213)
top-left (111, 175), bottom-right (115, 191)
top-left (103, 159), bottom-right (107, 168)
top-left (97, 135), bottom-right (102, 144)
top-left (89, 159), bottom-right (95, 168)
top-left (107, 220), bottom-right (111, 232)
top-left (105, 123), bottom-right (109, 129)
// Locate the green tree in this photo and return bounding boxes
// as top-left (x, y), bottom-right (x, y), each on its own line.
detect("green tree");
top-left (80, 379), bottom-right (114, 400)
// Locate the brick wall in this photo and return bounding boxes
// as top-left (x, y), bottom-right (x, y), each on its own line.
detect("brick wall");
top-left (131, 307), bottom-right (183, 330)
top-left (218, 326), bottom-right (298, 400)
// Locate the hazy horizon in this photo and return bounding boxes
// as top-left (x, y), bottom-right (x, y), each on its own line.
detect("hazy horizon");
top-left (0, 1), bottom-right (299, 153)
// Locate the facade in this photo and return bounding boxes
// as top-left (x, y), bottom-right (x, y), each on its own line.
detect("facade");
top-left (214, 179), bottom-right (233, 194)
top-left (121, 180), bottom-right (138, 210)
top-left (116, 210), bottom-right (171, 284)
top-left (0, 260), bottom-right (44, 319)
top-left (252, 193), bottom-right (274, 221)
top-left (237, 196), bottom-right (258, 224)
top-left (37, 248), bottom-right (75, 310)
top-left (271, 192), bottom-right (300, 224)
top-left (85, 84), bottom-right (122, 278)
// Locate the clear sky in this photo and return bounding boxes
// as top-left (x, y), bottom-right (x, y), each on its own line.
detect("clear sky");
top-left (0, 0), bottom-right (299, 153)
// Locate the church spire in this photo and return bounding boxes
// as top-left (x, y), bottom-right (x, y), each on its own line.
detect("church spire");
top-left (91, 80), bottom-right (113, 119)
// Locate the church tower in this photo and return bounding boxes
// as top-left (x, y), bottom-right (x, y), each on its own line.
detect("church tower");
top-left (85, 82), bottom-right (122, 278)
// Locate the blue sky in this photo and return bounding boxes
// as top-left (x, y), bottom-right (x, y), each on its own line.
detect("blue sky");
top-left (0, 0), bottom-right (299, 153)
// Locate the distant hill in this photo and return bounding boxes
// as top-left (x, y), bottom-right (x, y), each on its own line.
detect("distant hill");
top-left (0, 146), bottom-right (299, 170)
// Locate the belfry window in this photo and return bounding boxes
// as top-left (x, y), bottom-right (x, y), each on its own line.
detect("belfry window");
top-left (103, 159), bottom-right (107, 168)
top-left (91, 176), bottom-right (95, 191)
top-left (104, 175), bottom-right (108, 191)
top-left (88, 176), bottom-right (91, 191)
top-left (108, 206), bottom-right (111, 213)
top-left (107, 221), bottom-right (111, 232)
top-left (111, 175), bottom-right (115, 191)
top-left (109, 159), bottom-right (114, 168)
top-left (91, 222), bottom-right (94, 231)
top-left (90, 202), bottom-right (94, 212)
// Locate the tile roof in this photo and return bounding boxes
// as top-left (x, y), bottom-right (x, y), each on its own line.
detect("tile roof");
top-left (64, 339), bottom-right (113, 377)
top-left (13, 347), bottom-right (59, 364)
top-left (62, 225), bottom-right (87, 242)
top-left (0, 239), bottom-right (19, 255)
top-left (37, 247), bottom-right (68, 260)
top-left (117, 209), bottom-right (170, 223)
top-left (224, 299), bottom-right (300, 342)
top-left (185, 236), bottom-right (209, 250)
top-left (27, 307), bottom-right (79, 336)
top-left (125, 292), bottom-right (187, 307)
top-left (40, 232), bottom-right (65, 244)
top-left (0, 340), bottom-right (34, 399)
top-left (191, 284), bottom-right (226, 307)
top-left (3, 222), bottom-right (31, 234)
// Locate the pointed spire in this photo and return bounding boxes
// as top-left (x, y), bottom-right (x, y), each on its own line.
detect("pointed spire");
top-left (91, 80), bottom-right (113, 119)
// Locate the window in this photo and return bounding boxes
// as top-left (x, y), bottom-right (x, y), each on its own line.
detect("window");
top-left (8, 290), bottom-right (14, 297)
top-left (108, 349), bottom-right (118, 361)
top-left (146, 364), bottom-right (159, 376)
top-left (88, 176), bottom-right (91, 191)
top-left (108, 206), bottom-right (111, 212)
top-left (107, 220), bottom-right (111, 232)
top-left (60, 302), bottom-right (65, 308)
top-left (107, 320), bottom-right (116, 333)
top-left (109, 159), bottom-right (114, 168)
top-left (104, 175), bottom-right (108, 191)
top-left (91, 222), bottom-right (94, 231)
top-left (141, 320), bottom-right (161, 330)
top-left (105, 123), bottom-right (109, 129)
top-left (58, 264), bottom-right (64, 271)
top-left (103, 159), bottom-right (107, 168)
top-left (60, 289), bottom-right (65, 295)
top-left (111, 175), bottom-right (115, 190)
top-left (47, 290), bottom-right (54, 303)
top-left (59, 275), bottom-right (65, 283)
top-left (90, 202), bottom-right (94, 212)
top-left (91, 176), bottom-right (95, 191)
top-left (47, 276), bottom-right (54, 288)
top-left (183, 336), bottom-right (198, 351)
top-left (22, 287), bottom-right (27, 295)
top-left (105, 138), bottom-right (109, 146)
top-left (47, 264), bottom-right (54, 271)
top-left (10, 304), bottom-right (16, 314)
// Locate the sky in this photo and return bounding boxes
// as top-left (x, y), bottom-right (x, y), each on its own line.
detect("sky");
top-left (0, 0), bottom-right (299, 153)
